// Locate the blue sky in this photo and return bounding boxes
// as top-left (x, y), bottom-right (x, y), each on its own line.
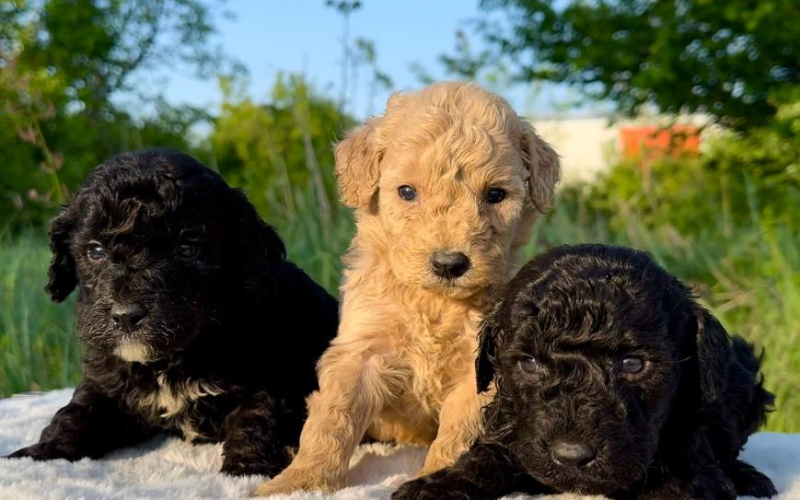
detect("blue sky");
top-left (153, 0), bottom-right (597, 119)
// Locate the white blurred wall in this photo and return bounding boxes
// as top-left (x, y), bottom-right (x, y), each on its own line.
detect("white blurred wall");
top-left (530, 114), bottom-right (712, 185)
top-left (532, 117), bottom-right (618, 184)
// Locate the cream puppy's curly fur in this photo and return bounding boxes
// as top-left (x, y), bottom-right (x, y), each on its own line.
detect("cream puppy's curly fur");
top-left (253, 81), bottom-right (561, 495)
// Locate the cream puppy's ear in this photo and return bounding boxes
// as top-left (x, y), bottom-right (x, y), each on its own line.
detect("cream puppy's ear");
top-left (334, 117), bottom-right (384, 209)
top-left (517, 119), bottom-right (561, 213)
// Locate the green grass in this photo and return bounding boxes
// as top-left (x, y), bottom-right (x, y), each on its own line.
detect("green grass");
top-left (0, 233), bottom-right (80, 396)
top-left (0, 186), bottom-right (797, 433)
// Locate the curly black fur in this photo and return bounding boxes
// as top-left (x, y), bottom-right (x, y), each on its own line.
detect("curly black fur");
top-left (394, 244), bottom-right (776, 500)
top-left (4, 149), bottom-right (338, 477)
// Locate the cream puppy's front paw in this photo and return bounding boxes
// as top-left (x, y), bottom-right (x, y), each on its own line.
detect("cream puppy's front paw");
top-left (250, 463), bottom-right (346, 496)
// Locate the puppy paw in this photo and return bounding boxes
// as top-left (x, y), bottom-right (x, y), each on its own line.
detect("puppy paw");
top-left (250, 465), bottom-right (345, 496)
top-left (642, 474), bottom-right (737, 500)
top-left (725, 460), bottom-right (777, 498)
top-left (392, 478), bottom-right (440, 500)
top-left (418, 448), bottom-right (460, 477)
top-left (220, 458), bottom-right (284, 478)
top-left (4, 442), bottom-right (78, 461)
top-left (392, 476), bottom-right (477, 500)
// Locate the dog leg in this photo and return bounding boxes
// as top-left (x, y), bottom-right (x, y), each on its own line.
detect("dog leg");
top-left (418, 377), bottom-right (491, 475)
top-left (639, 469), bottom-right (738, 500)
top-left (723, 459), bottom-right (778, 498)
top-left (393, 442), bottom-right (541, 500)
top-left (5, 381), bottom-right (151, 461)
top-left (251, 342), bottom-right (395, 495)
top-left (220, 392), bottom-right (294, 477)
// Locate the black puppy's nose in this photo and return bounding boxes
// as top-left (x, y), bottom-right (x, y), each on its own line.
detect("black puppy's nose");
top-left (430, 251), bottom-right (471, 279)
top-left (552, 441), bottom-right (596, 467)
top-left (111, 303), bottom-right (148, 332)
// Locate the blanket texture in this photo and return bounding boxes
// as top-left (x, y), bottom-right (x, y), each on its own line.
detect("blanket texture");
top-left (1, 389), bottom-right (797, 500)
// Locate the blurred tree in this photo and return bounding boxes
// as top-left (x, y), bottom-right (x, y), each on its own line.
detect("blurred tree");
top-left (0, 0), bottom-right (228, 229)
top-left (462, 0), bottom-right (799, 129)
top-left (351, 37), bottom-right (393, 115)
top-left (211, 73), bottom-right (354, 223)
top-left (440, 29), bottom-right (491, 81)
top-left (325, 0), bottom-right (362, 112)
top-left (7, 0), bottom-right (227, 112)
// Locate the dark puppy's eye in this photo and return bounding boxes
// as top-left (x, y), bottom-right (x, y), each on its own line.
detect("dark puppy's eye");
top-left (518, 356), bottom-right (539, 374)
top-left (486, 188), bottom-right (506, 204)
top-left (398, 185), bottom-right (417, 201)
top-left (177, 243), bottom-right (199, 259)
top-left (87, 243), bottom-right (107, 261)
top-left (621, 357), bottom-right (645, 374)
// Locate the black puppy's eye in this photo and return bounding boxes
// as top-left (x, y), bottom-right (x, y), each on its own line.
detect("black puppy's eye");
top-left (486, 188), bottom-right (506, 204)
top-left (621, 357), bottom-right (645, 374)
top-left (398, 185), bottom-right (417, 201)
top-left (177, 243), bottom-right (199, 258)
top-left (518, 356), bottom-right (539, 374)
top-left (87, 243), bottom-right (107, 261)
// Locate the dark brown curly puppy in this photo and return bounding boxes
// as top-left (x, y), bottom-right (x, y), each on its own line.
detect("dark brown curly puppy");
top-left (394, 244), bottom-right (776, 500)
top-left (4, 149), bottom-right (338, 477)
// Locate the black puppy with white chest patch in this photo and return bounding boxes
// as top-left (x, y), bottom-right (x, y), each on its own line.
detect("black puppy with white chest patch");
top-left (5, 149), bottom-right (338, 477)
top-left (394, 244), bottom-right (776, 500)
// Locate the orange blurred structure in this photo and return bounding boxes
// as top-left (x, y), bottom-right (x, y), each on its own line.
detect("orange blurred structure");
top-left (620, 125), bottom-right (701, 166)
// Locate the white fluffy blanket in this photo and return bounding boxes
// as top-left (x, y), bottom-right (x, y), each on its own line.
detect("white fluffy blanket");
top-left (1, 389), bottom-right (798, 500)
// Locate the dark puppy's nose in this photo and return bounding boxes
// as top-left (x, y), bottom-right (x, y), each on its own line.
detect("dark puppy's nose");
top-left (552, 441), bottom-right (596, 468)
top-left (111, 303), bottom-right (148, 332)
top-left (430, 251), bottom-right (471, 279)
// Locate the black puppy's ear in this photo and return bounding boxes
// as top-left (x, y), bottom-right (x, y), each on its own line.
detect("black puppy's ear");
top-left (46, 203), bottom-right (79, 302)
top-left (476, 298), bottom-right (506, 393)
top-left (225, 188), bottom-right (286, 293)
top-left (695, 308), bottom-right (732, 403)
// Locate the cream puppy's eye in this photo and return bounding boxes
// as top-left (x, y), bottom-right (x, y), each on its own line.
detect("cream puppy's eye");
top-left (398, 185), bottom-right (417, 201)
top-left (486, 188), bottom-right (506, 204)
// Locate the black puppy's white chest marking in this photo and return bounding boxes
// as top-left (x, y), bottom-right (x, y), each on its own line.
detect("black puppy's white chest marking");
top-left (137, 373), bottom-right (223, 441)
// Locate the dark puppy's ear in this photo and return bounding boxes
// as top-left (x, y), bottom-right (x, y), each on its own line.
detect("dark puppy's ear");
top-left (46, 202), bottom-right (79, 302)
top-left (695, 308), bottom-right (732, 403)
top-left (225, 188), bottom-right (286, 293)
top-left (476, 298), bottom-right (506, 393)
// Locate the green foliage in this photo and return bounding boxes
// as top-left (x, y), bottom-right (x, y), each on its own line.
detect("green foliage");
top-left (211, 73), bottom-right (354, 223)
top-left (351, 37), bottom-right (393, 115)
top-left (0, 0), bottom-right (226, 229)
top-left (472, 0), bottom-right (800, 129)
top-left (210, 73), bottom-right (357, 292)
top-left (705, 102), bottom-right (800, 184)
top-left (0, 232), bottom-right (80, 397)
top-left (10, 0), bottom-right (226, 108)
top-left (578, 103), bottom-right (800, 239)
